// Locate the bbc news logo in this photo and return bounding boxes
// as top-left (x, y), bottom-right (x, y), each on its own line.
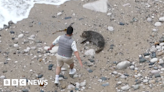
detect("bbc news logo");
top-left (3, 79), bottom-right (48, 86)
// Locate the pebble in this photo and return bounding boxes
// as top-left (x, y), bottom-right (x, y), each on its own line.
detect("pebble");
top-left (84, 49), bottom-right (95, 56)
top-left (154, 22), bottom-right (162, 27)
top-left (10, 31), bottom-right (15, 34)
top-left (13, 44), bottom-right (19, 48)
top-left (107, 26), bottom-right (114, 31)
top-left (61, 84), bottom-right (66, 89)
top-left (155, 73), bottom-right (161, 78)
top-left (147, 17), bottom-right (152, 22)
top-left (100, 77), bottom-right (108, 81)
top-left (88, 69), bottom-right (93, 73)
top-left (101, 83), bottom-right (109, 87)
top-left (151, 52), bottom-right (156, 58)
top-left (57, 12), bottom-right (62, 16)
top-left (121, 85), bottom-right (130, 91)
top-left (143, 53), bottom-right (150, 56)
top-left (119, 22), bottom-right (125, 25)
top-left (132, 85), bottom-right (140, 90)
top-left (149, 80), bottom-right (155, 84)
top-left (18, 34), bottom-right (24, 38)
top-left (65, 17), bottom-right (72, 19)
top-left (116, 61), bottom-right (130, 69)
top-left (0, 75), bottom-right (5, 79)
top-left (159, 17), bottom-right (164, 22)
top-left (40, 90), bottom-right (44, 92)
top-left (38, 74), bottom-right (43, 78)
top-left (150, 58), bottom-right (158, 63)
top-left (139, 56), bottom-right (147, 63)
top-left (151, 70), bottom-right (160, 74)
top-left (130, 65), bottom-right (135, 70)
top-left (48, 64), bottom-right (53, 70)
top-left (67, 84), bottom-right (75, 90)
top-left (88, 59), bottom-right (95, 62)
top-left (158, 59), bottom-right (164, 64)
top-left (22, 89), bottom-right (29, 92)
top-left (157, 52), bottom-right (164, 56)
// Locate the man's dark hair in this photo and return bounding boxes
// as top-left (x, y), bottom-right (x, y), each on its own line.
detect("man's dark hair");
top-left (67, 26), bottom-right (73, 35)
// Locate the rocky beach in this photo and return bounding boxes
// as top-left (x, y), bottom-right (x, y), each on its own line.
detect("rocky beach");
top-left (1, 0), bottom-right (164, 92)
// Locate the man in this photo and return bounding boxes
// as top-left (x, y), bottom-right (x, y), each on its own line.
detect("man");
top-left (48, 26), bottom-right (83, 85)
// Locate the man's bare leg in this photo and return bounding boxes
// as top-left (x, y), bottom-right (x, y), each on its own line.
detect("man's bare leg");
top-left (70, 63), bottom-right (74, 69)
top-left (55, 66), bottom-right (61, 85)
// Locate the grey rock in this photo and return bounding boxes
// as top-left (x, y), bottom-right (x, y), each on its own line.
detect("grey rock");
top-left (22, 89), bottom-right (29, 92)
top-left (159, 37), bottom-right (164, 42)
top-left (155, 73), bottom-right (161, 78)
top-left (100, 77), bottom-right (108, 81)
top-left (119, 22), bottom-right (125, 25)
top-left (149, 62), bottom-right (155, 65)
top-left (132, 85), bottom-right (140, 90)
top-left (38, 74), bottom-right (43, 78)
top-left (143, 53), bottom-right (150, 56)
top-left (10, 31), bottom-right (15, 34)
top-left (102, 83), bottom-right (109, 87)
top-left (4, 62), bottom-right (8, 64)
top-left (135, 80), bottom-right (142, 84)
top-left (124, 74), bottom-right (129, 76)
top-left (48, 64), bottom-right (54, 70)
top-left (151, 52), bottom-right (156, 58)
top-left (59, 75), bottom-right (67, 79)
top-left (3, 70), bottom-right (7, 73)
top-left (88, 59), bottom-right (95, 62)
top-left (88, 69), bottom-right (93, 73)
top-left (65, 17), bottom-right (72, 19)
top-left (139, 57), bottom-right (146, 63)
top-left (40, 90), bottom-right (44, 92)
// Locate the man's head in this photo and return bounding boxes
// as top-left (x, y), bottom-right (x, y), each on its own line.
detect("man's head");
top-left (67, 26), bottom-right (73, 35)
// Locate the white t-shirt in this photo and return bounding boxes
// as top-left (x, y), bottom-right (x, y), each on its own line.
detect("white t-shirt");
top-left (52, 36), bottom-right (78, 58)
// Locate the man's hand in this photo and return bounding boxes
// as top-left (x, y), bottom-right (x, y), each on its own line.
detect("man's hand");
top-left (48, 44), bottom-right (54, 51)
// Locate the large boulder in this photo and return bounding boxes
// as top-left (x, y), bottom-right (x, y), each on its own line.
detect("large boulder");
top-left (83, 0), bottom-right (108, 13)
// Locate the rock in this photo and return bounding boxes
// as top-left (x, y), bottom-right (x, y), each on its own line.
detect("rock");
top-left (80, 80), bottom-right (86, 87)
top-left (150, 58), bottom-right (158, 63)
top-left (88, 69), bottom-right (93, 73)
top-left (152, 29), bottom-right (158, 32)
top-left (159, 37), bottom-right (164, 42)
top-left (40, 90), bottom-right (44, 92)
top-left (147, 17), bottom-right (152, 22)
top-left (50, 46), bottom-right (58, 54)
top-left (143, 53), bottom-right (150, 56)
top-left (150, 46), bottom-right (157, 52)
top-left (13, 44), bottom-right (19, 48)
top-left (100, 77), bottom-right (108, 81)
top-left (38, 74), bottom-right (43, 78)
top-left (159, 17), bottom-right (164, 22)
top-left (151, 52), bottom-right (156, 58)
top-left (149, 62), bottom-right (155, 65)
top-left (154, 22), bottom-right (162, 27)
top-left (67, 84), bottom-right (75, 89)
top-left (157, 52), bottom-right (164, 56)
top-left (0, 75), bottom-right (5, 79)
top-left (107, 26), bottom-right (114, 31)
top-left (139, 56), bottom-right (147, 63)
top-left (110, 44), bottom-right (114, 49)
top-left (158, 59), bottom-right (164, 64)
top-left (102, 83), bottom-right (109, 87)
top-left (84, 49), bottom-right (95, 56)
top-left (83, 0), bottom-right (108, 13)
top-left (155, 73), bottom-right (161, 78)
top-left (119, 22), bottom-right (125, 25)
top-left (61, 68), bottom-right (67, 71)
top-left (65, 17), bottom-right (72, 19)
top-left (61, 84), bottom-right (66, 89)
top-left (48, 64), bottom-right (53, 70)
top-left (151, 70), bottom-right (160, 74)
top-left (57, 12), bottom-right (62, 16)
top-left (135, 80), bottom-right (142, 84)
top-left (116, 61), bottom-right (130, 69)
top-left (10, 31), bottom-right (15, 34)
top-left (4, 62), bottom-right (8, 64)
top-left (130, 65), bottom-right (135, 70)
top-left (18, 34), bottom-right (24, 38)
top-left (22, 89), bottom-right (29, 92)
top-left (121, 85), bottom-right (130, 91)
top-left (3, 70), bottom-right (7, 73)
top-left (88, 59), bottom-right (95, 62)
top-left (149, 80), bottom-right (155, 84)
top-left (132, 85), bottom-right (140, 90)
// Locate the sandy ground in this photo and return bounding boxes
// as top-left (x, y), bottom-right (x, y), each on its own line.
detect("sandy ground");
top-left (1, 0), bottom-right (164, 92)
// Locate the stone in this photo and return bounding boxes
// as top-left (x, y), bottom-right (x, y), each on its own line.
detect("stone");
top-left (49, 46), bottom-right (58, 54)
top-left (4, 62), bottom-right (8, 64)
top-left (88, 69), bottom-right (93, 73)
top-left (61, 68), bottom-right (67, 71)
top-left (80, 80), bottom-right (86, 87)
top-left (121, 85), bottom-right (130, 91)
top-left (159, 37), bottom-right (164, 42)
top-left (154, 22), bottom-right (162, 27)
top-left (149, 80), bottom-right (155, 84)
top-left (40, 90), bottom-right (44, 92)
top-left (143, 53), bottom-right (150, 56)
top-left (147, 17), bottom-right (152, 22)
top-left (18, 34), bottom-right (24, 38)
top-left (108, 26), bottom-right (114, 31)
top-left (84, 49), bottom-right (95, 56)
top-left (149, 62), bottom-right (155, 65)
top-left (83, 0), bottom-right (108, 13)
top-left (100, 77), bottom-right (108, 81)
top-left (57, 12), bottom-right (62, 16)
top-left (116, 61), bottom-right (130, 69)
top-left (48, 64), bottom-right (53, 70)
top-left (61, 84), bottom-right (66, 89)
top-left (139, 56), bottom-right (147, 63)
top-left (102, 83), bottom-right (109, 87)
top-left (3, 70), bottom-right (7, 73)
top-left (130, 65), bottom-right (135, 70)
top-left (151, 52), bottom-right (156, 58)
top-left (151, 70), bottom-right (160, 74)
top-left (150, 58), bottom-right (158, 63)
top-left (155, 73), bottom-right (161, 78)
top-left (110, 44), bottom-right (114, 49)
top-left (119, 22), bottom-right (125, 25)
top-left (22, 89), bottom-right (29, 92)
top-left (88, 59), bottom-right (95, 62)
top-left (0, 75), bottom-right (5, 79)
top-left (65, 17), bottom-right (72, 19)
top-left (10, 31), bottom-right (15, 34)
top-left (38, 74), bottom-right (43, 78)
top-left (132, 85), bottom-right (140, 90)
top-left (13, 44), bottom-right (19, 48)
top-left (157, 52), bottom-right (164, 56)
top-left (159, 17), bottom-right (164, 22)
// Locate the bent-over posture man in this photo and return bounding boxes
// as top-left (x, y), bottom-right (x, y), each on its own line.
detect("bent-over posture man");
top-left (48, 26), bottom-right (83, 85)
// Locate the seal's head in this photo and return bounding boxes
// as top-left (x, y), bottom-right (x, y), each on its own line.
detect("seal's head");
top-left (81, 31), bottom-right (90, 38)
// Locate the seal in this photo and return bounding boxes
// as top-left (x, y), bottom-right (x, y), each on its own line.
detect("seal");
top-left (81, 30), bottom-right (105, 53)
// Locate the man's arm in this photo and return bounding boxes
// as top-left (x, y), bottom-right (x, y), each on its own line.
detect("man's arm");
top-left (71, 41), bottom-right (83, 67)
top-left (74, 51), bottom-right (83, 67)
